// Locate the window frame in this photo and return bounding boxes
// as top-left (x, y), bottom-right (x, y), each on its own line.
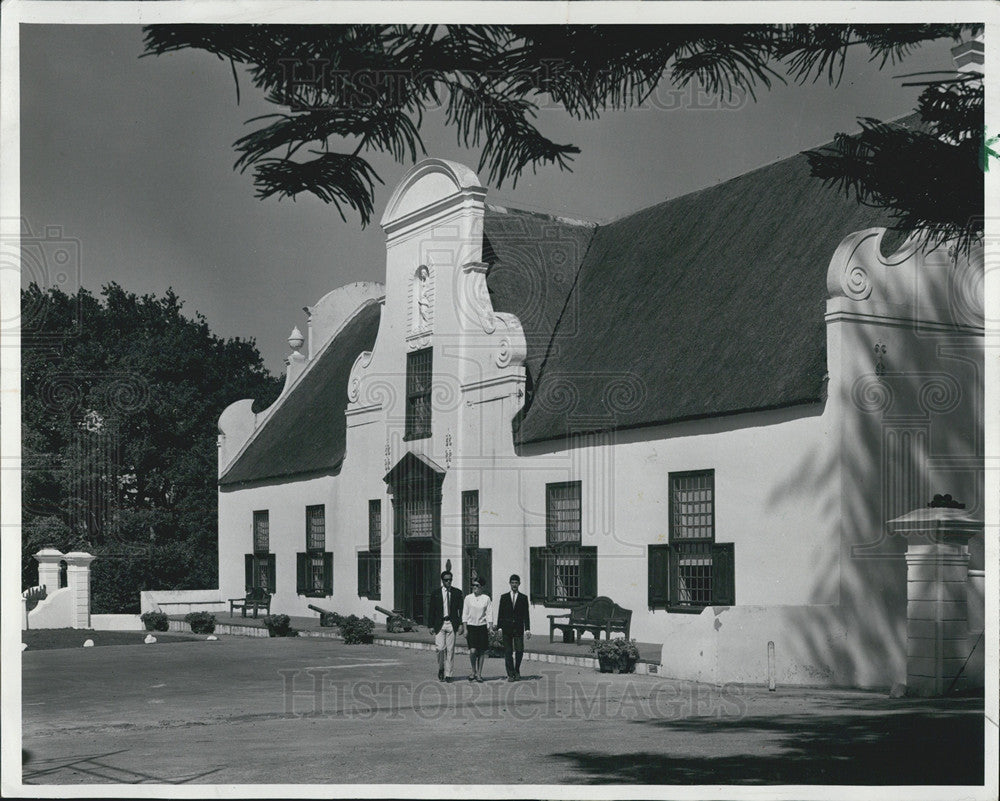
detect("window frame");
top-left (404, 347), bottom-right (432, 441)
top-left (530, 544), bottom-right (597, 607)
top-left (648, 469), bottom-right (734, 612)
top-left (546, 481), bottom-right (582, 547)
top-left (358, 498), bottom-right (382, 600)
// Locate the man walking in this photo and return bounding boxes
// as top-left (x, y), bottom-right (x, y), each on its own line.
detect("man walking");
top-left (496, 574), bottom-right (531, 681)
top-left (427, 570), bottom-right (464, 682)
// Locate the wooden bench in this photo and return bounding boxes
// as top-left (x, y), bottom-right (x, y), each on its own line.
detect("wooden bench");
top-left (547, 596), bottom-right (632, 644)
top-left (229, 587), bottom-right (271, 618)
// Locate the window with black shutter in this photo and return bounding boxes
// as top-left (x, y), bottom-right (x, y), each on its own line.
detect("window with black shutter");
top-left (405, 348), bottom-right (432, 440)
top-left (529, 483), bottom-right (596, 606)
top-left (247, 511), bottom-right (275, 593)
top-left (297, 505), bottom-right (333, 597)
top-left (461, 490), bottom-right (488, 592)
top-left (648, 470), bottom-right (735, 611)
top-left (358, 499), bottom-right (382, 599)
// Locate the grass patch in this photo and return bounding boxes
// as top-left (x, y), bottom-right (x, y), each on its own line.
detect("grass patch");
top-left (22, 629), bottom-right (201, 651)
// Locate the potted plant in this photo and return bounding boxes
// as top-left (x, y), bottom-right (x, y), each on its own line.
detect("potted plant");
top-left (591, 637), bottom-right (640, 674)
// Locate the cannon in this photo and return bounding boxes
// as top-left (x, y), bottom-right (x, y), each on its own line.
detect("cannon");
top-left (375, 605), bottom-right (417, 633)
top-left (307, 603), bottom-right (342, 628)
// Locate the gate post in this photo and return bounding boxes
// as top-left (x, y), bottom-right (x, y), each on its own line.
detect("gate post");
top-left (63, 551), bottom-right (96, 629)
top-left (888, 499), bottom-right (982, 696)
top-left (35, 547), bottom-right (63, 593)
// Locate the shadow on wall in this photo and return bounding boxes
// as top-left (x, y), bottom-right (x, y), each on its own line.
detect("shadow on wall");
top-left (764, 305), bottom-right (982, 688)
top-left (550, 698), bottom-right (984, 784)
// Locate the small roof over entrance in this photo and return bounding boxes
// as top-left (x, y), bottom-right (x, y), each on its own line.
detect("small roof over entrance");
top-left (383, 451), bottom-right (446, 487)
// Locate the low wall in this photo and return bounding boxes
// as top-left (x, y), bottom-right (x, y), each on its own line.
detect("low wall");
top-left (25, 587), bottom-right (74, 629)
top-left (141, 589), bottom-right (225, 615)
top-left (91, 614), bottom-right (143, 631)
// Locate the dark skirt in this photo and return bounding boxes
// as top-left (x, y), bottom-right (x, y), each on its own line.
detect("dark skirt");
top-left (466, 624), bottom-right (488, 650)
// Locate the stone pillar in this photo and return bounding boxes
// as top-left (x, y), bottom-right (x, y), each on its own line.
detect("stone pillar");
top-left (888, 504), bottom-right (983, 696)
top-left (63, 551), bottom-right (96, 629)
top-left (34, 548), bottom-right (64, 593)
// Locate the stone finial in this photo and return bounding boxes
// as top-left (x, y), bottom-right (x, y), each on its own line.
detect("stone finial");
top-left (928, 493), bottom-right (965, 509)
top-left (288, 326), bottom-right (304, 352)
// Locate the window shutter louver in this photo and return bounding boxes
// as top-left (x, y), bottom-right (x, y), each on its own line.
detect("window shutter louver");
top-left (580, 546), bottom-right (598, 600)
top-left (245, 554), bottom-right (254, 591)
top-left (648, 544), bottom-right (669, 608)
top-left (296, 553), bottom-right (307, 594)
top-left (267, 554), bottom-right (277, 593)
top-left (529, 547), bottom-right (545, 602)
top-left (712, 543), bottom-right (735, 606)
top-left (323, 552), bottom-right (334, 596)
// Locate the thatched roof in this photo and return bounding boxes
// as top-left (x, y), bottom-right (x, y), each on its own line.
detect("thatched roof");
top-left (491, 153), bottom-right (898, 445)
top-left (219, 301), bottom-right (381, 487)
top-left (221, 138), bottom-right (908, 483)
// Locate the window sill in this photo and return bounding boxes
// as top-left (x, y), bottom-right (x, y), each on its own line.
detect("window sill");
top-left (532, 596), bottom-right (595, 608)
top-left (403, 432), bottom-right (431, 442)
top-left (300, 591), bottom-right (329, 599)
top-left (663, 605), bottom-right (710, 614)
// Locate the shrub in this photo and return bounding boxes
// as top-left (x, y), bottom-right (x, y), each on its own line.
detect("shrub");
top-left (263, 614), bottom-right (298, 637)
top-left (184, 611), bottom-right (216, 635)
top-left (487, 625), bottom-right (504, 658)
top-left (140, 611), bottom-right (169, 632)
top-left (591, 637), bottom-right (640, 673)
top-left (339, 614), bottom-right (374, 644)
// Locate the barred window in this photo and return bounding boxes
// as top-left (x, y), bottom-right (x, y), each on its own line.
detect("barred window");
top-left (368, 499), bottom-right (382, 552)
top-left (253, 510), bottom-right (269, 554)
top-left (405, 348), bottom-right (432, 440)
top-left (546, 481), bottom-right (581, 545)
top-left (530, 544), bottom-right (596, 606)
top-left (306, 505), bottom-right (325, 552)
top-left (462, 490), bottom-right (479, 547)
top-left (403, 494), bottom-right (434, 539)
top-left (648, 470), bottom-right (734, 611)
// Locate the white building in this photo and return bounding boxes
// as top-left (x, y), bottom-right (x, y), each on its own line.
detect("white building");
top-left (209, 130), bottom-right (983, 690)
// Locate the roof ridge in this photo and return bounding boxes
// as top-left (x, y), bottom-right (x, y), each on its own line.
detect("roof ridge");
top-left (218, 296), bottom-right (381, 485)
top-left (603, 110), bottom-right (923, 228)
top-left (485, 202), bottom-right (598, 228)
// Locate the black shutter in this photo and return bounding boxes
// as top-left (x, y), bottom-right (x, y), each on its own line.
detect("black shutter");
top-left (712, 543), bottom-right (735, 606)
top-left (357, 553), bottom-right (368, 597)
top-left (296, 553), bottom-right (307, 595)
top-left (580, 546), bottom-right (598, 600)
top-left (370, 554), bottom-right (381, 601)
top-left (244, 554), bottom-right (254, 591)
top-left (668, 546), bottom-right (679, 606)
top-left (267, 553), bottom-right (277, 594)
top-left (529, 547), bottom-right (545, 603)
top-left (323, 552), bottom-right (334, 596)
top-left (648, 544), bottom-right (669, 609)
top-left (477, 548), bottom-right (492, 597)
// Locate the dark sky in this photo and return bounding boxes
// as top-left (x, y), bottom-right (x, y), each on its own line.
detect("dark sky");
top-left (19, 23), bottom-right (958, 374)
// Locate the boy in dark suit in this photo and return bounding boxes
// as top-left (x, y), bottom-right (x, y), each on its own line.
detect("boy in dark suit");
top-left (427, 570), bottom-right (464, 682)
top-left (495, 574), bottom-right (531, 681)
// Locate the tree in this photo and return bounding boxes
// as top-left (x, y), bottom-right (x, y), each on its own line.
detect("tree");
top-left (21, 283), bottom-right (283, 612)
top-left (141, 24), bottom-right (984, 252)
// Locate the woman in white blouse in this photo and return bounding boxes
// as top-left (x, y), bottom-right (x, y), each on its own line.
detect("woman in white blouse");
top-left (462, 579), bottom-right (491, 682)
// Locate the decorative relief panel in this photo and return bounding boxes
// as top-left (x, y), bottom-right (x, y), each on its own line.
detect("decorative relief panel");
top-left (407, 264), bottom-right (435, 350)
top-left (347, 350), bottom-right (374, 404)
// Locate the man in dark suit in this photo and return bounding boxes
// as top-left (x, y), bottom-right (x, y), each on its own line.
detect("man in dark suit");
top-left (427, 570), bottom-right (464, 682)
top-left (495, 574), bottom-right (531, 681)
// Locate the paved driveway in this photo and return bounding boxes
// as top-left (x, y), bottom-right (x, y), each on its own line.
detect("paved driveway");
top-left (21, 635), bottom-right (985, 786)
